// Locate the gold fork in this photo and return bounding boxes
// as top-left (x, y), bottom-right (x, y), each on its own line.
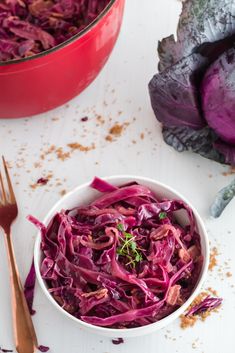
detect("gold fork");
top-left (0, 156), bottom-right (37, 353)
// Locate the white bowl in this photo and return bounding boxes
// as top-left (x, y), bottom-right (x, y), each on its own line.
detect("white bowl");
top-left (34, 175), bottom-right (209, 338)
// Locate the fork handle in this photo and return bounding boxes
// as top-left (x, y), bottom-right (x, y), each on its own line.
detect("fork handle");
top-left (5, 232), bottom-right (38, 353)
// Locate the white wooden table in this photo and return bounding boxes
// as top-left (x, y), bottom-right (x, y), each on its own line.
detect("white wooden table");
top-left (0, 0), bottom-right (234, 352)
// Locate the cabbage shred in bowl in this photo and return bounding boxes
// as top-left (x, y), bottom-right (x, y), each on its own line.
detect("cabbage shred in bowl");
top-left (0, 0), bottom-right (111, 62)
top-left (30, 177), bottom-right (203, 329)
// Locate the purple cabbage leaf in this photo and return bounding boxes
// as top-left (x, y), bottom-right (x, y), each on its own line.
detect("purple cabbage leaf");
top-left (149, 0), bottom-right (235, 217)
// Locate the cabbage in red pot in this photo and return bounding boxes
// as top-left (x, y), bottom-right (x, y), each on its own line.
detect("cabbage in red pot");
top-left (0, 0), bottom-right (111, 62)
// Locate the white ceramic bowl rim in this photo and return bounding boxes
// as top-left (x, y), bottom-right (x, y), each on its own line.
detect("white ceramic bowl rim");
top-left (34, 175), bottom-right (209, 336)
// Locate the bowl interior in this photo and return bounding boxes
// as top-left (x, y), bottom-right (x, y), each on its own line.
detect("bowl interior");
top-left (34, 175), bottom-right (209, 337)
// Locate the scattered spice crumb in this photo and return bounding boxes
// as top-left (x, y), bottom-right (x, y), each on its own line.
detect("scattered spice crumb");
top-left (192, 342), bottom-right (197, 349)
top-left (209, 247), bottom-right (218, 271)
top-left (140, 132), bottom-right (145, 140)
top-left (118, 110), bottom-right (122, 116)
top-left (105, 135), bottom-right (113, 142)
top-left (60, 189), bottom-right (67, 196)
top-left (222, 166), bottom-right (235, 176)
top-left (96, 115), bottom-right (105, 125)
top-left (226, 272), bottom-right (232, 277)
top-left (40, 145), bottom-right (56, 160)
top-left (81, 116), bottom-right (88, 122)
top-left (132, 140), bottom-right (136, 144)
top-left (106, 122), bottom-right (130, 141)
top-left (180, 313), bottom-right (197, 329)
top-left (109, 123), bottom-right (124, 136)
top-left (207, 287), bottom-right (218, 296)
top-left (34, 162), bottom-right (42, 168)
top-left (67, 142), bottom-right (95, 152)
top-left (55, 147), bottom-right (70, 161)
top-left (51, 117), bottom-right (59, 121)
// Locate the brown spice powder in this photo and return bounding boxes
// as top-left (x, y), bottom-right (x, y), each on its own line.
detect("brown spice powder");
top-left (67, 142), bottom-right (95, 152)
top-left (222, 166), bottom-right (235, 176)
top-left (55, 147), bottom-right (70, 161)
top-left (207, 287), bottom-right (218, 296)
top-left (40, 145), bottom-right (55, 160)
top-left (96, 115), bottom-right (105, 125)
top-left (106, 122), bottom-right (130, 142)
top-left (34, 162), bottom-right (42, 168)
top-left (105, 135), bottom-right (113, 142)
top-left (109, 123), bottom-right (124, 136)
top-left (209, 247), bottom-right (218, 271)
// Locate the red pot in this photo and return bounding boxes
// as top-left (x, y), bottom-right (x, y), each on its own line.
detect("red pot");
top-left (0, 0), bottom-right (125, 119)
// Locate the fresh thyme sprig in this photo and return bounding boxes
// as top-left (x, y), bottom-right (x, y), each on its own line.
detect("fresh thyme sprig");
top-left (116, 223), bottom-right (143, 267)
top-left (159, 211), bottom-right (167, 219)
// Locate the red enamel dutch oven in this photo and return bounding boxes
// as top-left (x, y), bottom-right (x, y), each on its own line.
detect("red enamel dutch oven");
top-left (0, 0), bottom-right (125, 119)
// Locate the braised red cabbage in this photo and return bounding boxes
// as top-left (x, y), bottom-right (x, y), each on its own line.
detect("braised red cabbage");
top-left (29, 178), bottom-right (203, 328)
top-left (0, 0), bottom-right (110, 62)
top-left (112, 338), bottom-right (124, 345)
top-left (186, 296), bottom-right (222, 316)
top-left (24, 260), bottom-right (36, 315)
top-left (38, 346), bottom-right (49, 352)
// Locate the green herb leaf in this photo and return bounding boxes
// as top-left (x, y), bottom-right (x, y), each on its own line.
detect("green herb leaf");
top-left (123, 232), bottom-right (133, 239)
top-left (135, 253), bottom-right (142, 262)
top-left (116, 231), bottom-right (143, 268)
top-left (130, 241), bottom-right (137, 251)
top-left (117, 223), bottom-right (124, 231)
top-left (159, 212), bottom-right (167, 219)
top-left (117, 247), bottom-right (122, 255)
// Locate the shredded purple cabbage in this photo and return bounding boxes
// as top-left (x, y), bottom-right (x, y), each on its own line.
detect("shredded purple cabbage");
top-left (0, 0), bottom-right (111, 62)
top-left (112, 338), bottom-right (124, 345)
top-left (29, 177), bottom-right (203, 329)
top-left (38, 346), bottom-right (49, 352)
top-left (24, 260), bottom-right (36, 315)
top-left (186, 296), bottom-right (222, 316)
